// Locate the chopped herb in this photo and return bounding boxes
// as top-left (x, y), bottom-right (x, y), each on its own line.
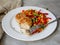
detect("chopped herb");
top-left (36, 18), bottom-right (38, 22)
top-left (40, 24), bottom-right (46, 29)
top-left (32, 18), bottom-right (36, 22)
top-left (33, 13), bottom-right (38, 16)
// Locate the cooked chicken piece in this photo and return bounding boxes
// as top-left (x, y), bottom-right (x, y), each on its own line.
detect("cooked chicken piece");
top-left (15, 13), bottom-right (32, 29)
top-left (15, 13), bottom-right (32, 35)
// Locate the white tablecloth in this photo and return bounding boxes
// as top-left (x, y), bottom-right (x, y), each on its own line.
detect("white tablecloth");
top-left (0, 0), bottom-right (60, 45)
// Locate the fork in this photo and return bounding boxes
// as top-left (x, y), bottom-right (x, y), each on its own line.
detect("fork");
top-left (30, 17), bottom-right (60, 32)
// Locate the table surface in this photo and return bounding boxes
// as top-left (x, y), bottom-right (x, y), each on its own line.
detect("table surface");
top-left (0, 0), bottom-right (60, 45)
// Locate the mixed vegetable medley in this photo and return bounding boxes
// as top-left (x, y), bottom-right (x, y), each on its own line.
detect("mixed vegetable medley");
top-left (20, 9), bottom-right (51, 34)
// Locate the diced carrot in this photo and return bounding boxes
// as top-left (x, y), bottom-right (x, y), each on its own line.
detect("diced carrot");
top-left (38, 17), bottom-right (41, 20)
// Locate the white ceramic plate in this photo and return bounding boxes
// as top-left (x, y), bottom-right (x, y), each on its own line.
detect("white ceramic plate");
top-left (2, 6), bottom-right (57, 41)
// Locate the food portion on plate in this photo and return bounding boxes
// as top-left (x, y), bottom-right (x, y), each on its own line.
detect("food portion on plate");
top-left (15, 13), bottom-right (32, 35)
top-left (15, 9), bottom-right (51, 36)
